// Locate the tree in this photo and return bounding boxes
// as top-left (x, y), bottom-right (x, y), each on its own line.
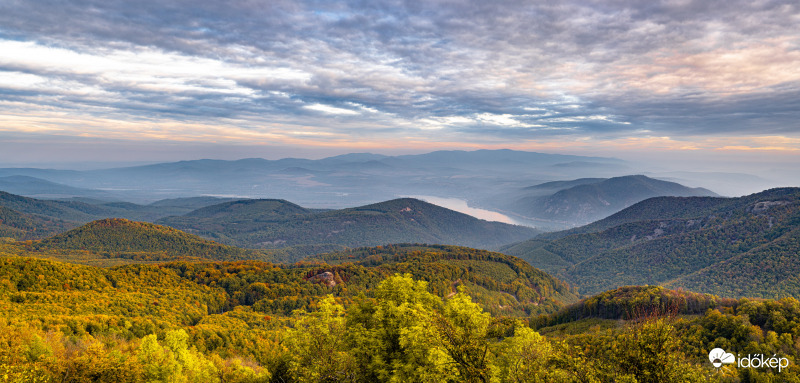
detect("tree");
top-left (497, 324), bottom-right (555, 382)
top-left (612, 318), bottom-right (706, 383)
top-left (434, 287), bottom-right (494, 382)
top-left (137, 330), bottom-right (219, 383)
top-left (284, 296), bottom-right (356, 382)
top-left (347, 274), bottom-right (455, 382)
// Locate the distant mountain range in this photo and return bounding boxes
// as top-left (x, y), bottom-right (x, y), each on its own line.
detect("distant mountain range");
top-left (0, 172), bottom-right (722, 232)
top-left (1, 149), bottom-right (787, 228)
top-left (0, 149), bottom-right (633, 208)
top-left (0, 175), bottom-right (119, 200)
top-left (0, 191), bottom-right (537, 256)
top-left (500, 175), bottom-right (718, 229)
top-left (502, 187), bottom-right (800, 298)
top-left (157, 197), bottom-right (539, 252)
top-left (0, 191), bottom-right (237, 226)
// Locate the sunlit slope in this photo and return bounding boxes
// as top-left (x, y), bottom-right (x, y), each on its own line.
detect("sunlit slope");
top-left (2, 243), bottom-right (576, 319)
top-left (532, 285), bottom-right (731, 325)
top-left (303, 244), bottom-right (579, 314)
top-left (0, 256), bottom-right (227, 329)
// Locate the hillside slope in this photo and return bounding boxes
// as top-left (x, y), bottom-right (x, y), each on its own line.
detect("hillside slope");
top-left (35, 218), bottom-right (266, 261)
top-left (3, 242), bottom-right (576, 317)
top-left (0, 190), bottom-right (228, 224)
top-left (503, 187), bottom-right (800, 297)
top-left (305, 244), bottom-right (578, 314)
top-left (668, 226), bottom-right (800, 298)
top-left (158, 198), bottom-right (539, 252)
top-left (506, 175), bottom-right (717, 228)
top-left (0, 190), bottom-right (107, 222)
top-left (0, 175), bottom-right (119, 200)
top-left (0, 206), bottom-right (77, 240)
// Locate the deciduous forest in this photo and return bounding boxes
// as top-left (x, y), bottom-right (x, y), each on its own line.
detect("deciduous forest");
top-left (2, 244), bottom-right (799, 382)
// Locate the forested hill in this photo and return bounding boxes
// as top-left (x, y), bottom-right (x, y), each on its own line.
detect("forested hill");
top-left (2, 253), bottom-right (799, 381)
top-left (35, 218), bottom-right (265, 261)
top-left (0, 190), bottom-right (105, 222)
top-left (0, 206), bottom-right (76, 240)
top-left (2, 243), bottom-right (577, 319)
top-left (538, 187), bottom-right (800, 240)
top-left (505, 175), bottom-right (717, 228)
top-left (0, 190), bottom-right (240, 223)
top-left (532, 285), bottom-right (735, 328)
top-left (183, 198), bottom-right (314, 219)
top-left (157, 197), bottom-right (539, 252)
top-left (167, 244), bottom-right (579, 316)
top-left (538, 195), bottom-right (731, 240)
top-left (502, 187), bottom-right (800, 297)
top-left (305, 244), bottom-right (579, 312)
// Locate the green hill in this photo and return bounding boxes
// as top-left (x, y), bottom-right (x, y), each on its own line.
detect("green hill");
top-left (147, 196), bottom-right (243, 209)
top-left (35, 218), bottom-right (266, 262)
top-left (0, 206), bottom-right (77, 240)
top-left (0, 190), bottom-right (105, 222)
top-left (4, 242), bottom-right (576, 318)
top-left (0, 190), bottom-right (230, 227)
top-left (668, 226), bottom-right (800, 298)
top-left (183, 198), bottom-right (313, 219)
top-left (158, 198), bottom-right (539, 253)
top-left (301, 244), bottom-right (578, 315)
top-left (2, 251), bottom-right (798, 382)
top-left (503, 187), bottom-right (800, 297)
top-left (531, 285), bottom-right (734, 328)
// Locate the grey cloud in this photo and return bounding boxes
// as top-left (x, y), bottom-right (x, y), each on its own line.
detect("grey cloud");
top-left (606, 83), bottom-right (800, 135)
top-left (0, 0), bottom-right (798, 141)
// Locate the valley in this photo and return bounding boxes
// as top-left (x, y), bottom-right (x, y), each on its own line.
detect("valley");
top-left (4, 0), bottom-right (799, 379)
top-left (1, 150), bottom-right (799, 382)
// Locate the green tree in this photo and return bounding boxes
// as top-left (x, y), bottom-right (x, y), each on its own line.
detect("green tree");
top-left (347, 274), bottom-right (455, 382)
top-left (497, 324), bottom-right (557, 382)
top-left (612, 318), bottom-right (706, 383)
top-left (284, 296), bottom-right (355, 382)
top-left (434, 287), bottom-right (494, 382)
top-left (137, 330), bottom-right (219, 383)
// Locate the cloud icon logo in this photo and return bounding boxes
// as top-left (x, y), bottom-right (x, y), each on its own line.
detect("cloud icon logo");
top-left (709, 348), bottom-right (735, 368)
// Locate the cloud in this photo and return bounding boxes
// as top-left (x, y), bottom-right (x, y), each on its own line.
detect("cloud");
top-left (303, 103), bottom-right (361, 115)
top-left (0, 0), bottom-right (798, 153)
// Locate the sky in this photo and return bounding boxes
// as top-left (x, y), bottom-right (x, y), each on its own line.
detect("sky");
top-left (1, 0), bottom-right (799, 168)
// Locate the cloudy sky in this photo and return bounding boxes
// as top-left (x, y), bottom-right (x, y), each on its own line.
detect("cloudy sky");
top-left (1, 0), bottom-right (799, 166)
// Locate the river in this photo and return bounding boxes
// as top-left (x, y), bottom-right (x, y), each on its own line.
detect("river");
top-left (403, 195), bottom-right (523, 226)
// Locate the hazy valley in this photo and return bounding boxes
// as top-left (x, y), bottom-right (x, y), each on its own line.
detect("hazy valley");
top-left (2, 149), bottom-right (800, 381)
top-left (4, 0), bottom-right (800, 379)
